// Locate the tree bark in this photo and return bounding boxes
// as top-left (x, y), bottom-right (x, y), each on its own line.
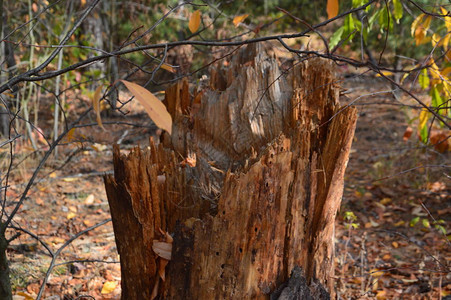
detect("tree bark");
top-left (104, 44), bottom-right (357, 299)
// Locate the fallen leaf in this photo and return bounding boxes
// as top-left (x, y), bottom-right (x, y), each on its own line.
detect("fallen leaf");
top-left (63, 177), bottom-right (78, 182)
top-left (233, 14), bottom-right (249, 27)
top-left (15, 292), bottom-right (34, 300)
top-left (380, 197), bottom-right (391, 205)
top-left (67, 212), bottom-right (76, 220)
top-left (376, 289), bottom-right (387, 300)
top-left (101, 280), bottom-right (118, 294)
top-left (35, 198), bottom-right (44, 206)
top-left (83, 219), bottom-right (94, 227)
top-left (85, 194), bottom-right (95, 205)
top-left (371, 269), bottom-right (384, 277)
top-left (189, 10), bottom-right (201, 33)
top-left (120, 80), bottom-right (172, 135)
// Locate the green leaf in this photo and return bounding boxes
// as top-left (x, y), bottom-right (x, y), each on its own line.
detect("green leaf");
top-left (368, 10), bottom-right (381, 31)
top-left (419, 68), bottom-right (430, 89)
top-left (434, 224), bottom-right (447, 235)
top-left (352, 0), bottom-right (365, 8)
top-left (410, 216), bottom-right (420, 227)
top-left (379, 7), bottom-right (393, 32)
top-left (344, 14), bottom-right (357, 42)
top-left (422, 218), bottom-right (430, 228)
top-left (345, 14), bottom-right (356, 32)
top-left (330, 26), bottom-right (345, 49)
top-left (420, 121), bottom-right (429, 143)
top-left (431, 85), bottom-right (444, 109)
top-left (393, 0), bottom-right (403, 23)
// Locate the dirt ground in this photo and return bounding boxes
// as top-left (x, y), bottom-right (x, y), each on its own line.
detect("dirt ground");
top-left (5, 71), bottom-right (450, 299)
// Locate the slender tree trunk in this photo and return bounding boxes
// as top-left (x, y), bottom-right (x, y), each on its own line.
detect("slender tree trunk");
top-left (105, 44), bottom-right (357, 299)
top-left (0, 224), bottom-right (12, 300)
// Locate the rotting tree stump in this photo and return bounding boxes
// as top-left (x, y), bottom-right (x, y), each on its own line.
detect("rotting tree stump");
top-left (104, 44), bottom-right (357, 299)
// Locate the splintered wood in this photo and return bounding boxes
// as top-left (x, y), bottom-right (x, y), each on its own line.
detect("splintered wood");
top-left (104, 44), bottom-right (357, 299)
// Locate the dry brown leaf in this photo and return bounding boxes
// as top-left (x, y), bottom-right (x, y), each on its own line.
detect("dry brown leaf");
top-left (189, 10), bottom-right (201, 33)
top-left (152, 241), bottom-right (172, 260)
top-left (233, 14), bottom-right (249, 27)
top-left (160, 63), bottom-right (176, 73)
top-left (327, 0), bottom-right (339, 19)
top-left (430, 130), bottom-right (450, 152)
top-left (158, 258), bottom-right (169, 281)
top-left (151, 279), bottom-right (159, 300)
top-left (402, 126), bottom-right (413, 141)
top-left (92, 85), bottom-right (105, 130)
top-left (120, 80), bottom-right (172, 135)
top-left (180, 152), bottom-right (196, 167)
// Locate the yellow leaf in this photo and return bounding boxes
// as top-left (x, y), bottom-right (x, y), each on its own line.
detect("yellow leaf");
top-left (411, 14), bottom-right (424, 37)
top-left (429, 58), bottom-right (443, 86)
top-left (66, 212), bottom-right (76, 220)
top-left (120, 80), bottom-right (172, 135)
top-left (432, 33), bottom-right (441, 47)
top-left (442, 33), bottom-right (450, 50)
top-left (92, 85), bottom-right (105, 130)
top-left (65, 128), bottom-right (76, 143)
top-left (442, 66), bottom-right (451, 77)
top-left (432, 32), bottom-right (450, 50)
top-left (160, 63), bottom-right (176, 73)
top-left (380, 197), bottom-right (391, 205)
top-left (394, 220), bottom-right (405, 227)
top-left (371, 268), bottom-right (384, 277)
top-left (327, 0), bottom-right (339, 19)
top-left (419, 108), bottom-right (429, 129)
top-left (233, 14), bottom-right (249, 27)
top-left (376, 71), bottom-right (394, 77)
top-left (80, 0), bottom-right (86, 6)
top-left (101, 280), bottom-right (118, 294)
top-left (441, 7), bottom-right (451, 32)
top-left (189, 10), bottom-right (201, 33)
top-left (63, 177), bottom-right (78, 182)
top-left (414, 15), bottom-right (432, 45)
top-left (16, 292), bottom-right (34, 300)
top-left (376, 289), bottom-right (387, 300)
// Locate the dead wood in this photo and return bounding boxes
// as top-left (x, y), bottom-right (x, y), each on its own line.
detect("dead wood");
top-left (104, 44), bottom-right (357, 299)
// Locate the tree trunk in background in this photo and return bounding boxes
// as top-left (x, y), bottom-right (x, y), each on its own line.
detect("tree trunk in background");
top-left (104, 44), bottom-right (357, 299)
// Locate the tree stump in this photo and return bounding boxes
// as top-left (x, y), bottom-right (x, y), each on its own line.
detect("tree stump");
top-left (104, 44), bottom-right (357, 299)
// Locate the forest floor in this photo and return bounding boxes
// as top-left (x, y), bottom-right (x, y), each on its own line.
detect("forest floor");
top-left (5, 71), bottom-right (450, 299)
